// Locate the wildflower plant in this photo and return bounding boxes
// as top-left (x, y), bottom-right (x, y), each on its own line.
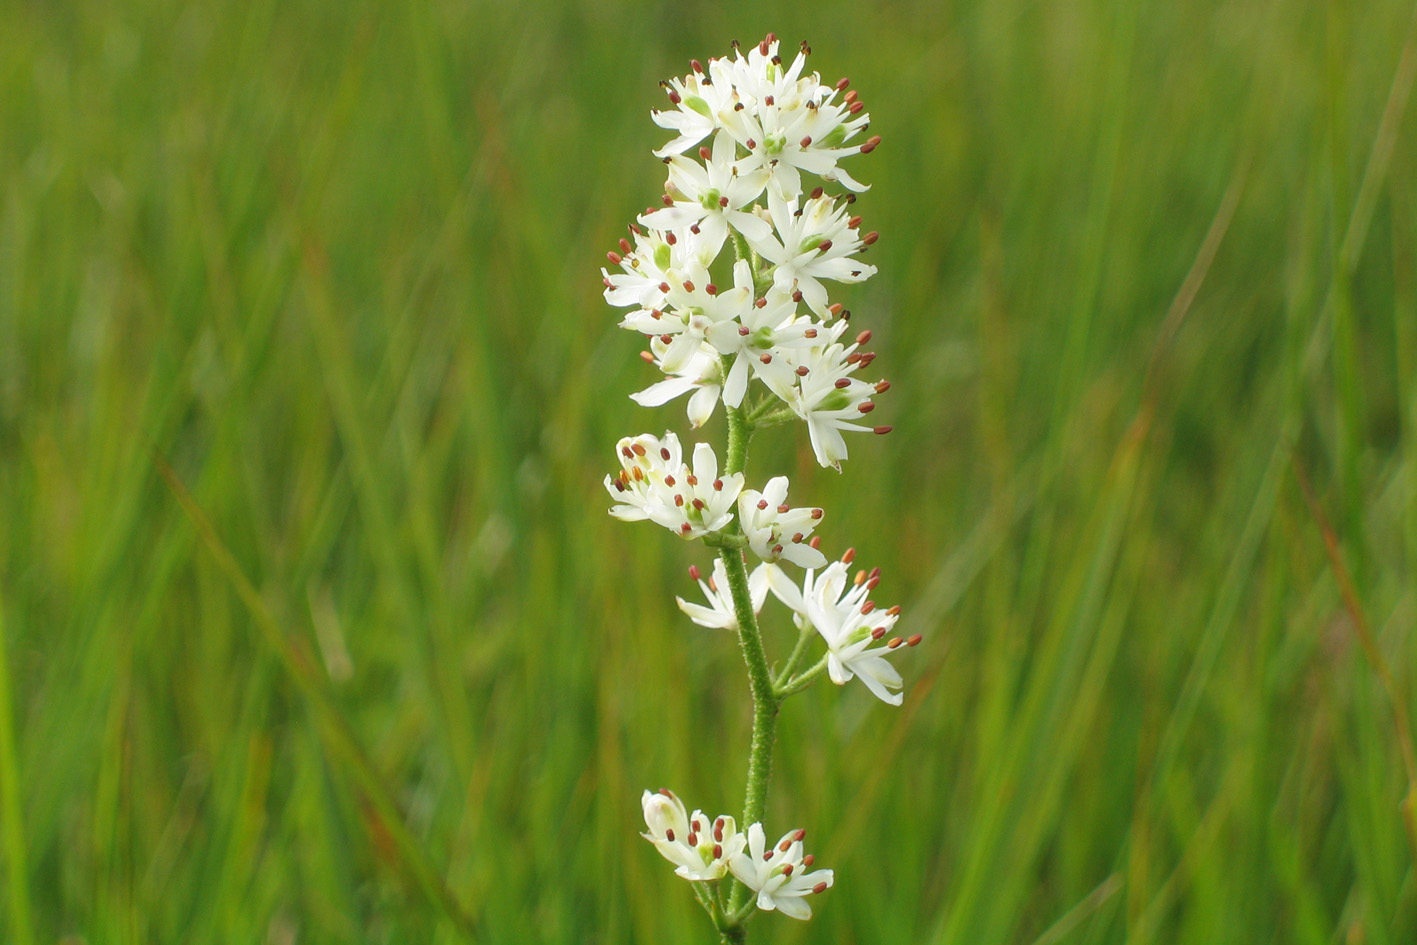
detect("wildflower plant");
top-left (602, 34), bottom-right (920, 942)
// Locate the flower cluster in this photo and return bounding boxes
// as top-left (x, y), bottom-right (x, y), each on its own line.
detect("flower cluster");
top-left (642, 791), bottom-right (835, 921)
top-left (604, 35), bottom-right (920, 935)
top-left (601, 34), bottom-right (891, 471)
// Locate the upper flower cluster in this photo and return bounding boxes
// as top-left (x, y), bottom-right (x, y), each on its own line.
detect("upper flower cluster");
top-left (602, 34), bottom-right (889, 470)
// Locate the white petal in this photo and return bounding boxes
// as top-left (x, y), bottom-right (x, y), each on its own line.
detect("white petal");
top-left (630, 376), bottom-right (695, 407)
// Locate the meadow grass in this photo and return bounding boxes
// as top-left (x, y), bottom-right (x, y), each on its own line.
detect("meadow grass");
top-left (1, 0), bottom-right (1416, 942)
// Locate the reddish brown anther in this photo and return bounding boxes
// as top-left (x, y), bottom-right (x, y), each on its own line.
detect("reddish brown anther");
top-left (757, 499), bottom-right (769, 510)
top-left (664, 231), bottom-right (676, 244)
top-left (848, 215), bottom-right (863, 229)
top-left (886, 605), bottom-right (901, 616)
top-left (682, 280), bottom-right (695, 292)
top-left (692, 498), bottom-right (705, 511)
top-left (812, 881), bottom-right (829, 894)
top-left (631, 442), bottom-right (647, 456)
top-left (661, 194), bottom-right (674, 206)
top-left (834, 378), bottom-right (851, 389)
top-left (856, 330), bottom-right (873, 345)
top-left (691, 59), bottom-right (703, 73)
top-left (699, 146), bottom-right (712, 161)
top-left (664, 474), bottom-right (676, 487)
top-left (619, 237), bottom-right (632, 254)
top-left (659, 281), bottom-right (670, 293)
top-left (908, 634), bottom-right (923, 647)
top-left (674, 495), bottom-right (684, 507)
top-left (659, 447), bottom-right (671, 460)
top-left (860, 134), bottom-right (881, 153)
top-left (746, 136), bottom-right (756, 148)
top-left (759, 353), bottom-right (772, 364)
top-left (871, 626), bottom-right (887, 640)
top-left (764, 94), bottom-right (774, 106)
top-left (607, 251), bottom-right (622, 265)
top-left (688, 564), bottom-right (701, 581)
top-left (876, 380), bottom-right (891, 393)
top-left (667, 89), bottom-right (681, 104)
top-left (782, 863), bottom-right (795, 876)
top-left (795, 365), bottom-right (810, 376)
top-left (873, 425), bottom-right (893, 435)
top-left (810, 186), bottom-right (824, 200)
top-left (858, 402), bottom-right (875, 413)
top-left (842, 547), bottom-right (856, 564)
top-left (686, 474), bottom-right (698, 486)
top-left (713, 479), bottom-right (723, 490)
top-left (713, 843), bottom-right (723, 859)
top-left (862, 231), bottom-right (879, 245)
top-left (705, 283), bottom-right (718, 295)
top-left (810, 508), bottom-right (823, 520)
top-left (739, 326), bottom-right (751, 336)
top-left (639, 350), bottom-right (654, 363)
top-left (803, 327), bottom-right (817, 338)
top-left (801, 135), bottom-right (813, 148)
top-left (862, 600), bottom-right (877, 614)
top-left (755, 296), bottom-right (767, 308)
top-left (849, 100), bottom-right (865, 115)
top-left (793, 290), bottom-right (804, 302)
top-left (804, 853), bottom-right (816, 867)
top-left (845, 89), bottom-right (859, 104)
top-left (680, 522), bottom-right (692, 534)
top-left (809, 535), bottom-right (822, 549)
top-left (665, 829), bottom-right (676, 842)
top-left (818, 239), bottom-right (833, 252)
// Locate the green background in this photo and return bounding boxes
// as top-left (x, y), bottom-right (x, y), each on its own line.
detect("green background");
top-left (2, 0), bottom-right (1416, 942)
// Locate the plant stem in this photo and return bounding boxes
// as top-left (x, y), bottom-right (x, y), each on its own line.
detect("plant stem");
top-left (719, 402), bottom-right (780, 923)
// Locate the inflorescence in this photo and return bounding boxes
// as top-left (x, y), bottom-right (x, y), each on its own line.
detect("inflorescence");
top-left (602, 34), bottom-right (918, 934)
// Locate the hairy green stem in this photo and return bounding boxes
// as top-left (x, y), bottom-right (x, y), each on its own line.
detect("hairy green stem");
top-left (718, 402), bottom-right (780, 924)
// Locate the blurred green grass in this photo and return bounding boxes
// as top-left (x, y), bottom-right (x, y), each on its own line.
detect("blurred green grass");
top-left (1, 0), bottom-right (1416, 941)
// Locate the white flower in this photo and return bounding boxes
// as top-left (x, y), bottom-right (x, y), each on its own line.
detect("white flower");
top-left (638, 131), bottom-right (773, 260)
top-left (702, 285), bottom-right (820, 408)
top-left (603, 226), bottom-right (718, 312)
top-left (782, 320), bottom-right (887, 470)
top-left (641, 790), bottom-right (746, 882)
top-left (737, 477), bottom-right (827, 568)
top-left (651, 60), bottom-right (736, 157)
top-left (620, 259), bottom-right (756, 377)
top-left (748, 190), bottom-right (878, 317)
top-left (604, 433), bottom-right (743, 540)
top-left (722, 40), bottom-right (877, 201)
top-left (728, 822), bottom-right (834, 920)
top-left (630, 338), bottom-right (723, 428)
top-left (676, 558), bottom-right (770, 630)
top-left (766, 557), bottom-right (917, 705)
